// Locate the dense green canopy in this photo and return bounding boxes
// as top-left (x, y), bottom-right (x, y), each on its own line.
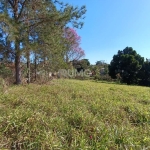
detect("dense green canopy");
top-left (109, 47), bottom-right (144, 85)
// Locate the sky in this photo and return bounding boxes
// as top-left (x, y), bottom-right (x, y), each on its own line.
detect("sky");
top-left (63, 0), bottom-right (150, 64)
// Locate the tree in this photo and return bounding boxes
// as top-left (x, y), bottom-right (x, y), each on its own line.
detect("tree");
top-left (95, 60), bottom-right (108, 75)
top-left (96, 60), bottom-right (106, 66)
top-left (72, 59), bottom-right (90, 72)
top-left (64, 28), bottom-right (85, 63)
top-left (138, 59), bottom-right (150, 86)
top-left (0, 29), bottom-right (15, 63)
top-left (0, 0), bottom-right (86, 84)
top-left (109, 47), bottom-right (144, 85)
top-left (80, 59), bottom-right (90, 68)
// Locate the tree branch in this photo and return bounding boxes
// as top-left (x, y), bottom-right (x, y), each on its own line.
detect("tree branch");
top-left (8, 0), bottom-right (14, 8)
top-left (17, 0), bottom-right (27, 20)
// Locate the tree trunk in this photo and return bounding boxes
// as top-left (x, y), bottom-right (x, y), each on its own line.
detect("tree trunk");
top-left (14, 1), bottom-right (21, 84)
top-left (15, 52), bottom-right (21, 84)
top-left (27, 51), bottom-right (30, 84)
top-left (34, 53), bottom-right (37, 81)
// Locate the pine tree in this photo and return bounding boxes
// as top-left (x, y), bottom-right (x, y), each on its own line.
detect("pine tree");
top-left (0, 0), bottom-right (86, 84)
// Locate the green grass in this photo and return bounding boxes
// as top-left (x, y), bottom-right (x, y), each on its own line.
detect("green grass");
top-left (0, 79), bottom-right (150, 150)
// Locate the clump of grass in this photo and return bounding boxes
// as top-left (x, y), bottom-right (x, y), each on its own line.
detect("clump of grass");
top-left (0, 79), bottom-right (150, 149)
top-left (139, 99), bottom-right (150, 105)
top-left (0, 77), bottom-right (8, 94)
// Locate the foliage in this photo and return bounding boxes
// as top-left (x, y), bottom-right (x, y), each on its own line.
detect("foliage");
top-left (108, 47), bottom-right (144, 85)
top-left (64, 28), bottom-right (85, 62)
top-left (95, 60), bottom-right (106, 66)
top-left (94, 74), bottom-right (112, 82)
top-left (138, 59), bottom-right (150, 86)
top-left (80, 59), bottom-right (90, 68)
top-left (0, 63), bottom-right (12, 78)
top-left (0, 0), bottom-right (86, 84)
top-left (89, 61), bottom-right (110, 82)
top-left (72, 59), bottom-right (90, 72)
top-left (0, 79), bottom-right (150, 149)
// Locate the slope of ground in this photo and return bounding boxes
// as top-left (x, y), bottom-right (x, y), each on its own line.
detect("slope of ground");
top-left (0, 79), bottom-right (150, 149)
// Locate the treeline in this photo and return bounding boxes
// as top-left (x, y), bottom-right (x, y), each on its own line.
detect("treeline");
top-left (72, 47), bottom-right (150, 87)
top-left (0, 0), bottom-right (86, 84)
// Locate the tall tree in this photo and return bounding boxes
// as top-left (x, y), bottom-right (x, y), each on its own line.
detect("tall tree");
top-left (138, 59), bottom-right (150, 86)
top-left (0, 0), bottom-right (86, 84)
top-left (109, 47), bottom-right (144, 85)
top-left (64, 28), bottom-right (85, 63)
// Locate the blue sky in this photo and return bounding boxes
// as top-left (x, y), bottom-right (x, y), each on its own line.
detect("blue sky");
top-left (63, 0), bottom-right (150, 64)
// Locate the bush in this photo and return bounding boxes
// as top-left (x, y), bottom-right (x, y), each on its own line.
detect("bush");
top-left (0, 76), bottom-right (8, 93)
top-left (94, 75), bottom-right (112, 82)
top-left (0, 63), bottom-right (12, 79)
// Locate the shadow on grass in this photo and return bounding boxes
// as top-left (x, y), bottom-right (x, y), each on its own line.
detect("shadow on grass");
top-left (91, 80), bottom-right (127, 86)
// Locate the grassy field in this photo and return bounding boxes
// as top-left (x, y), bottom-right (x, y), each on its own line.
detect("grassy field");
top-left (0, 79), bottom-right (150, 150)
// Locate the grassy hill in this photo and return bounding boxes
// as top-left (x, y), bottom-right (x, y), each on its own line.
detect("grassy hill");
top-left (0, 79), bottom-right (150, 149)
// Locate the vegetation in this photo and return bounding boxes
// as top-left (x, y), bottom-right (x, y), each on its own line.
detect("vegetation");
top-left (64, 28), bottom-right (85, 63)
top-left (108, 47), bottom-right (150, 86)
top-left (0, 79), bottom-right (150, 149)
top-left (0, 0), bottom-right (86, 84)
top-left (138, 59), bottom-right (150, 86)
top-left (0, 63), bottom-right (12, 79)
top-left (108, 47), bottom-right (144, 85)
top-left (72, 59), bottom-right (90, 72)
top-left (0, 0), bottom-right (150, 88)
top-left (0, 1), bottom-right (149, 150)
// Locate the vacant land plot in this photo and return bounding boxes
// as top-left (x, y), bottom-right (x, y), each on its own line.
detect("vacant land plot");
top-left (0, 79), bottom-right (150, 149)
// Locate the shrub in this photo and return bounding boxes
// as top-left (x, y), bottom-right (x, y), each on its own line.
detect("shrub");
top-left (94, 74), bottom-right (112, 82)
top-left (0, 63), bottom-right (12, 79)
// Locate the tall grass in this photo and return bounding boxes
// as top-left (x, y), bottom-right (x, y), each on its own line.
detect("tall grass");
top-left (0, 79), bottom-right (150, 149)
